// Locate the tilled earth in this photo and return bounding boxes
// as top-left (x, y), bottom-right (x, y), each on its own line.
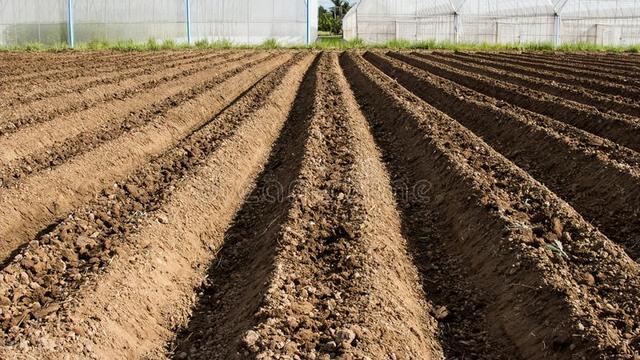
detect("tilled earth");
top-left (0, 49), bottom-right (639, 359)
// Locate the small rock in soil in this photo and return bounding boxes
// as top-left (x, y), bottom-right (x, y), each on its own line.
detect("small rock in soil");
top-left (243, 330), bottom-right (260, 347)
top-left (33, 304), bottom-right (60, 319)
top-left (580, 272), bottom-right (596, 286)
top-left (552, 218), bottom-right (563, 237)
top-left (335, 328), bottom-right (356, 345)
top-left (72, 326), bottom-right (86, 336)
top-left (157, 214), bottom-right (169, 224)
top-left (61, 249), bottom-right (79, 264)
top-left (321, 341), bottom-right (337, 352)
top-left (434, 305), bottom-right (449, 320)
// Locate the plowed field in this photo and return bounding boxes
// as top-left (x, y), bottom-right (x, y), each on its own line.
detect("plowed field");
top-left (1, 50), bottom-right (640, 359)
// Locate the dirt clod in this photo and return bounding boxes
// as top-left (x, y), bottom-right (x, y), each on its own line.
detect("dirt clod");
top-left (335, 328), bottom-right (356, 345)
top-left (243, 330), bottom-right (260, 347)
top-left (433, 306), bottom-right (450, 320)
top-left (157, 214), bottom-right (169, 224)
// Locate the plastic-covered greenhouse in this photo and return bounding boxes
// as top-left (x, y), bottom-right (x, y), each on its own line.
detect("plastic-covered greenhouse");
top-left (0, 0), bottom-right (318, 46)
top-left (343, 0), bottom-right (640, 46)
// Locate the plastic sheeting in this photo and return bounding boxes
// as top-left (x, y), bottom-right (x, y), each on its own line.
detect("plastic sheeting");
top-left (73, 0), bottom-right (186, 44)
top-left (191, 0), bottom-right (317, 45)
top-left (343, 0), bottom-right (640, 45)
top-left (0, 0), bottom-right (317, 46)
top-left (0, 0), bottom-right (67, 45)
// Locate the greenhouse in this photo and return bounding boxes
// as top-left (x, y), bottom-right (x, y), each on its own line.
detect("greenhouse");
top-left (0, 0), bottom-right (318, 46)
top-left (343, 0), bottom-right (640, 46)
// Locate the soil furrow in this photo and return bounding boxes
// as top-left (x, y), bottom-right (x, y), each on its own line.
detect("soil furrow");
top-left (0, 50), bottom-right (137, 68)
top-left (2, 49), bottom-right (640, 359)
top-left (0, 51), bottom-right (215, 106)
top-left (542, 52), bottom-right (640, 72)
top-left (481, 51), bottom-right (640, 88)
top-left (343, 53), bottom-right (523, 360)
top-left (366, 51), bottom-right (640, 262)
top-left (517, 52), bottom-right (640, 79)
top-left (397, 52), bottom-right (640, 153)
top-left (343, 51), bottom-right (640, 359)
top-left (0, 52), bottom-right (288, 265)
top-left (465, 51), bottom-right (640, 99)
top-left (185, 52), bottom-right (443, 359)
top-left (0, 51), bottom-right (165, 84)
top-left (555, 52), bottom-right (640, 67)
top-left (431, 51), bottom-right (640, 118)
top-left (0, 51), bottom-right (313, 359)
top-left (579, 54), bottom-right (640, 67)
top-left (0, 51), bottom-right (245, 137)
top-left (0, 51), bottom-right (175, 83)
top-left (0, 52), bottom-right (142, 79)
top-left (0, 53), bottom-right (271, 190)
top-left (169, 54), bottom-right (322, 359)
top-left (0, 52), bottom-right (260, 173)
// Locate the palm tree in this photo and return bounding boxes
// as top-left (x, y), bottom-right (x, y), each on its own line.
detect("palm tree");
top-left (330, 0), bottom-right (351, 19)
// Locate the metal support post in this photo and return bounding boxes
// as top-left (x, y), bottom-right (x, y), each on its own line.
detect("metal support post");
top-left (553, 13), bottom-right (561, 47)
top-left (454, 12), bottom-right (460, 44)
top-left (67, 0), bottom-right (75, 48)
top-left (185, 0), bottom-right (192, 44)
top-left (306, 0), bottom-right (310, 45)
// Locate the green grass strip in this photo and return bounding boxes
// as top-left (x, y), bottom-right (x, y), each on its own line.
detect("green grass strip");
top-left (1, 38), bottom-right (639, 53)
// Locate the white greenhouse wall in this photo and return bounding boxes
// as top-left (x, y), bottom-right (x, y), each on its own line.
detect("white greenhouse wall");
top-left (0, 0), bottom-right (318, 46)
top-left (0, 0), bottom-right (67, 45)
top-left (73, 0), bottom-right (186, 44)
top-left (343, 0), bottom-right (640, 46)
top-left (190, 0), bottom-right (317, 45)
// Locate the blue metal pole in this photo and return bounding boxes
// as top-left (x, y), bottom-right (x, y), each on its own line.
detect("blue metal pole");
top-left (67, 0), bottom-right (75, 48)
top-left (185, 0), bottom-right (192, 44)
top-left (553, 13), bottom-right (561, 48)
top-left (306, 0), bottom-right (310, 45)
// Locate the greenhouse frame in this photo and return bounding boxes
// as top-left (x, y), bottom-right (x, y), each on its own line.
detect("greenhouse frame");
top-left (0, 0), bottom-right (318, 46)
top-left (343, 0), bottom-right (640, 46)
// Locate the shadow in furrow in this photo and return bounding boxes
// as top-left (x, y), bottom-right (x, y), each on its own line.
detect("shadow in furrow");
top-left (169, 56), bottom-right (320, 360)
top-left (365, 51), bottom-right (640, 262)
top-left (339, 53), bottom-right (519, 359)
top-left (396, 51), bottom-right (640, 153)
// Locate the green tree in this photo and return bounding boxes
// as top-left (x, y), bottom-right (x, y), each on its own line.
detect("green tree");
top-left (318, 7), bottom-right (331, 32)
top-left (329, 0), bottom-right (351, 20)
top-left (319, 6), bottom-right (341, 34)
top-left (318, 1), bottom-right (351, 35)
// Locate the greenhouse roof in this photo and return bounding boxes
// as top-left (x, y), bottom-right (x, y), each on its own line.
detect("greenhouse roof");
top-left (347, 0), bottom-right (640, 18)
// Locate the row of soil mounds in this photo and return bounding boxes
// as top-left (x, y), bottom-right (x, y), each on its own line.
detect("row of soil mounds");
top-left (0, 50), bottom-right (639, 359)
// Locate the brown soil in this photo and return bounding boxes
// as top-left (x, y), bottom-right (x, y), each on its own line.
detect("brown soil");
top-left (364, 51), bottom-right (640, 261)
top-left (478, 51), bottom-right (640, 91)
top-left (0, 51), bottom-right (213, 107)
top-left (519, 52), bottom-right (640, 77)
top-left (402, 51), bottom-right (640, 153)
top-left (0, 52), bottom-right (270, 189)
top-left (343, 52), bottom-right (640, 359)
top-left (0, 50), bottom-right (639, 360)
top-left (468, 51), bottom-right (640, 99)
top-left (0, 52), bottom-right (142, 79)
top-left (564, 52), bottom-right (640, 68)
top-left (0, 53), bottom-right (288, 263)
top-left (431, 51), bottom-right (640, 118)
top-left (0, 52), bottom-right (312, 359)
top-left (0, 51), bottom-right (246, 136)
